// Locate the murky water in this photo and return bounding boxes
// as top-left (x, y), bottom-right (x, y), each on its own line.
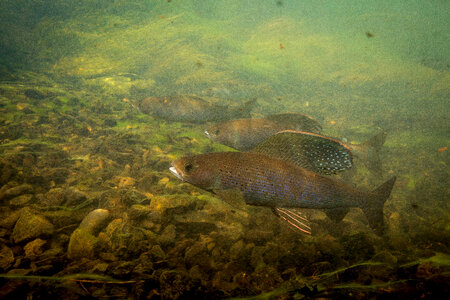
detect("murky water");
top-left (0, 1), bottom-right (448, 298)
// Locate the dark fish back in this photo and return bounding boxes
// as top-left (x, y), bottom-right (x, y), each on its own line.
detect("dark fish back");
top-left (139, 95), bottom-right (255, 123)
top-left (266, 112), bottom-right (322, 133)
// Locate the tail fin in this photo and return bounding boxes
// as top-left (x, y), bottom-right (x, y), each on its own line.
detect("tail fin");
top-left (359, 176), bottom-right (396, 235)
top-left (232, 98), bottom-right (257, 118)
top-left (352, 132), bottom-right (387, 177)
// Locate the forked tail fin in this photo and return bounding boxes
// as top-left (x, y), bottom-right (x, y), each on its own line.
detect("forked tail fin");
top-left (359, 176), bottom-right (396, 235)
top-left (231, 98), bottom-right (257, 118)
top-left (352, 132), bottom-right (387, 177)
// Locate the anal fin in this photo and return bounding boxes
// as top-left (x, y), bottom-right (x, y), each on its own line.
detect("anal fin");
top-left (273, 207), bottom-right (311, 235)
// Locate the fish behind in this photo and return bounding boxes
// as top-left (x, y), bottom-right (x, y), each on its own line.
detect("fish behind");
top-left (139, 95), bottom-right (256, 123)
top-left (170, 151), bottom-right (396, 235)
top-left (206, 115), bottom-right (386, 177)
top-left (205, 113), bottom-right (322, 151)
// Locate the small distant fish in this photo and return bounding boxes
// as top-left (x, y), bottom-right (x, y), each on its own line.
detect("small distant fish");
top-left (170, 151), bottom-right (396, 235)
top-left (139, 95), bottom-right (256, 123)
top-left (437, 146), bottom-right (448, 153)
top-left (205, 113), bottom-right (322, 151)
top-left (366, 31), bottom-right (374, 38)
top-left (280, 43), bottom-right (285, 50)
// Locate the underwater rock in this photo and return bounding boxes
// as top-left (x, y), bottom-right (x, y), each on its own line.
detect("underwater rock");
top-left (67, 228), bottom-right (97, 260)
top-left (184, 240), bottom-right (209, 268)
top-left (157, 224), bottom-right (177, 247)
top-left (45, 168), bottom-right (70, 184)
top-left (175, 219), bottom-right (217, 236)
top-left (41, 209), bottom-right (85, 230)
top-left (0, 159), bottom-right (18, 185)
top-left (42, 188), bottom-right (66, 206)
top-left (9, 194), bottom-right (33, 206)
top-left (113, 176), bottom-right (135, 188)
top-left (371, 250), bottom-right (398, 265)
top-left (12, 208), bottom-right (55, 243)
top-left (23, 238), bottom-right (46, 259)
top-left (78, 209), bottom-right (110, 235)
top-left (149, 245), bottom-right (166, 261)
top-left (0, 208), bottom-right (21, 230)
top-left (149, 195), bottom-right (199, 220)
top-left (90, 262), bottom-right (109, 273)
top-left (99, 218), bottom-right (151, 259)
top-left (0, 244), bottom-right (14, 271)
top-left (129, 204), bottom-right (157, 220)
top-left (245, 229), bottom-right (274, 245)
top-left (67, 209), bottom-right (110, 260)
top-left (251, 265), bottom-right (283, 292)
top-left (63, 187), bottom-right (87, 206)
top-left (340, 232), bottom-right (375, 263)
top-left (1, 184), bottom-right (33, 201)
top-left (24, 88), bottom-right (47, 100)
top-left (120, 189), bottom-right (148, 206)
top-left (250, 246), bottom-right (266, 268)
top-left (99, 252), bottom-right (118, 262)
top-left (229, 239), bottom-right (245, 260)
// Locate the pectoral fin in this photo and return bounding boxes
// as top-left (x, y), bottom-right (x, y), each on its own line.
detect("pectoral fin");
top-left (213, 189), bottom-right (248, 212)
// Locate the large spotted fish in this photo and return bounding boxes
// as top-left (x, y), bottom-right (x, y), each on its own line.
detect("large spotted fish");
top-left (139, 95), bottom-right (256, 123)
top-left (170, 150), bottom-right (396, 235)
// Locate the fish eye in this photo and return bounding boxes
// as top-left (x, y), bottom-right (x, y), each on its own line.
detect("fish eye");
top-left (184, 163), bottom-right (193, 172)
top-left (215, 129), bottom-right (220, 135)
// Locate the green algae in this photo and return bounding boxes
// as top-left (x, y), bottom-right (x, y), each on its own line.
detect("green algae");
top-left (400, 253), bottom-right (450, 269)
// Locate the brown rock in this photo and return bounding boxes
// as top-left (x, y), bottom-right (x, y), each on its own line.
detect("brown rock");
top-left (12, 208), bottom-right (55, 243)
top-left (0, 245), bottom-right (14, 271)
top-left (24, 239), bottom-right (46, 259)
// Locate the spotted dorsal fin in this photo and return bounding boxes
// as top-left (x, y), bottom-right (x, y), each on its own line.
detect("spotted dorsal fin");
top-left (251, 130), bottom-right (353, 175)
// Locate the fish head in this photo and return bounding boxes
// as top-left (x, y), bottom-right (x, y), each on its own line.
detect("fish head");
top-left (170, 155), bottom-right (219, 190)
top-left (204, 124), bottom-right (222, 142)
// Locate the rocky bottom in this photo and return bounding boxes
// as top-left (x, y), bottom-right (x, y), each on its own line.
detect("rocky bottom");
top-left (0, 82), bottom-right (449, 299)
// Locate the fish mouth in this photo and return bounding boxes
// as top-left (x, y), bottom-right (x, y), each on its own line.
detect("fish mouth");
top-left (204, 130), bottom-right (210, 138)
top-left (169, 166), bottom-right (184, 181)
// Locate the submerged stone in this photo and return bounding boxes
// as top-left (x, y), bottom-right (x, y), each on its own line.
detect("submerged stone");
top-left (0, 245), bottom-right (14, 271)
top-left (24, 238), bottom-right (46, 259)
top-left (42, 188), bottom-right (65, 206)
top-left (2, 184), bottom-right (33, 200)
top-left (9, 194), bottom-right (33, 206)
top-left (157, 224), bottom-right (176, 247)
top-left (12, 208), bottom-right (55, 243)
top-left (67, 228), bottom-right (97, 260)
top-left (78, 209), bottom-right (110, 235)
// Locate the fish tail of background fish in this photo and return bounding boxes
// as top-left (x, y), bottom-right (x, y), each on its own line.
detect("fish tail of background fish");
top-left (350, 132), bottom-right (387, 177)
top-left (358, 176), bottom-right (396, 235)
top-left (229, 98), bottom-right (257, 119)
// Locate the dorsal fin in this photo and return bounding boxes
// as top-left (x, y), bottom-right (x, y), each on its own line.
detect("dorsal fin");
top-left (251, 130), bottom-right (353, 175)
top-left (266, 113), bottom-right (322, 133)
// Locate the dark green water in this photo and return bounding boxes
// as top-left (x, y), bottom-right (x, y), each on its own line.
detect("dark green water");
top-left (0, 1), bottom-right (448, 299)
